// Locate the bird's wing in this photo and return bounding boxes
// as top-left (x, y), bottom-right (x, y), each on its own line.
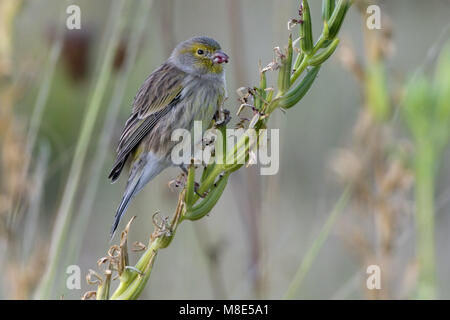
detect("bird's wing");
top-left (108, 62), bottom-right (184, 182)
top-left (132, 62), bottom-right (185, 118)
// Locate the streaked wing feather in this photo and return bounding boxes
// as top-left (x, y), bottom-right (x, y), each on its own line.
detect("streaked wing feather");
top-left (133, 62), bottom-right (184, 118)
top-left (109, 62), bottom-right (184, 181)
top-left (116, 101), bottom-right (176, 162)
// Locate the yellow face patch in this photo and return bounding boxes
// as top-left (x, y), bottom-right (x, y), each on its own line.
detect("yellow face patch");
top-left (181, 42), bottom-right (224, 74)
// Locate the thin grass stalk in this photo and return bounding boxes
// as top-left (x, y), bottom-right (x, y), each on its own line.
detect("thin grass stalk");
top-left (22, 144), bottom-right (50, 262)
top-left (227, 0), bottom-right (264, 298)
top-left (402, 45), bottom-right (450, 299)
top-left (414, 142), bottom-right (436, 299)
top-left (34, 0), bottom-right (128, 299)
top-left (283, 186), bottom-right (351, 299)
top-left (192, 223), bottom-right (228, 299)
top-left (64, 0), bottom-right (154, 282)
top-left (9, 3), bottom-right (64, 229)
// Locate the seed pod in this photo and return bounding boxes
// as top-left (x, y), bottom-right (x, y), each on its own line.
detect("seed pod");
top-left (300, 0), bottom-right (314, 55)
top-left (185, 161), bottom-right (196, 208)
top-left (322, 0), bottom-right (335, 21)
top-left (308, 37), bottom-right (340, 66)
top-left (328, 0), bottom-right (351, 39)
top-left (284, 35), bottom-right (293, 91)
top-left (278, 66), bottom-right (321, 109)
top-left (255, 71), bottom-right (267, 110)
top-left (265, 88), bottom-right (274, 102)
top-left (184, 174), bottom-right (230, 220)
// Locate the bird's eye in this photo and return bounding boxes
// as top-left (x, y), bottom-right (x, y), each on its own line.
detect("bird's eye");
top-left (197, 49), bottom-right (204, 55)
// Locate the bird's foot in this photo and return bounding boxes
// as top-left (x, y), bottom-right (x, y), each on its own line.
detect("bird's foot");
top-left (214, 108), bottom-right (231, 127)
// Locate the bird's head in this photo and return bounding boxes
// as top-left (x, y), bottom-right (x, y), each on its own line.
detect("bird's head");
top-left (170, 36), bottom-right (229, 76)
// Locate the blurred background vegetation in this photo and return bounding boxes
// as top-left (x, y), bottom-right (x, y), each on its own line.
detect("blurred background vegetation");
top-left (1, 0), bottom-right (450, 299)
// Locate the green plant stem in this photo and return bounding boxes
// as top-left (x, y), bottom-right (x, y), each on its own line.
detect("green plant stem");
top-left (110, 240), bottom-right (159, 300)
top-left (290, 57), bottom-right (309, 85)
top-left (185, 173), bottom-right (230, 220)
top-left (196, 165), bottom-right (224, 198)
top-left (414, 141), bottom-right (436, 299)
top-left (110, 191), bottom-right (186, 299)
top-left (34, 0), bottom-right (127, 299)
top-left (283, 186), bottom-right (351, 299)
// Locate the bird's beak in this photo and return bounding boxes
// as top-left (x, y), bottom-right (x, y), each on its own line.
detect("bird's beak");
top-left (211, 50), bottom-right (229, 64)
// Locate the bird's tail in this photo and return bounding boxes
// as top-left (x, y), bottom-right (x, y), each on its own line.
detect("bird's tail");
top-left (110, 172), bottom-right (142, 239)
top-left (110, 153), bottom-right (167, 240)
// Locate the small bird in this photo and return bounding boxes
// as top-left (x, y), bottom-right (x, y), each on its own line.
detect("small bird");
top-left (108, 36), bottom-right (229, 237)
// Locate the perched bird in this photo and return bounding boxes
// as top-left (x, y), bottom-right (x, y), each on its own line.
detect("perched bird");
top-left (109, 36), bottom-right (229, 237)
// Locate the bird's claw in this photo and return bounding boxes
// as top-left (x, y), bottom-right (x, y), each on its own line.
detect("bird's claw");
top-left (214, 109), bottom-right (231, 127)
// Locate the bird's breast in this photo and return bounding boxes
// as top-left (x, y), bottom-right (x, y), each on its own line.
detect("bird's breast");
top-left (179, 74), bottom-right (225, 128)
top-left (144, 74), bottom-right (225, 161)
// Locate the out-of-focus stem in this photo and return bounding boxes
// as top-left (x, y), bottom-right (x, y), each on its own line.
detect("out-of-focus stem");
top-left (34, 0), bottom-right (128, 299)
top-left (64, 0), bottom-right (153, 292)
top-left (10, 1), bottom-right (63, 229)
top-left (284, 186), bottom-right (351, 299)
top-left (414, 141), bottom-right (436, 299)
